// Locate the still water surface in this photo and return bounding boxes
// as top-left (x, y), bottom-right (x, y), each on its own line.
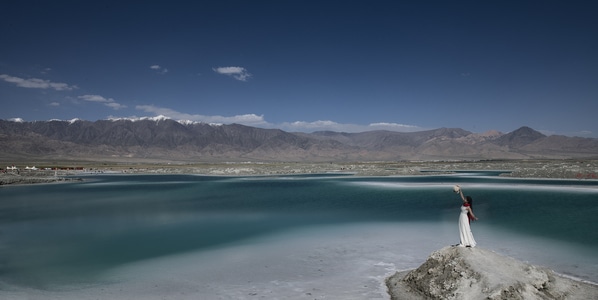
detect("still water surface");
top-left (1, 173), bottom-right (596, 298)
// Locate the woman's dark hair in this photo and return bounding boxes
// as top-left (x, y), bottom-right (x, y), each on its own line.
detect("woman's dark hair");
top-left (466, 196), bottom-right (474, 221)
top-left (466, 196), bottom-right (473, 208)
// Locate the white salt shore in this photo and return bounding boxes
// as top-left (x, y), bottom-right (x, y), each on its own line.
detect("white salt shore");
top-left (1, 222), bottom-right (597, 300)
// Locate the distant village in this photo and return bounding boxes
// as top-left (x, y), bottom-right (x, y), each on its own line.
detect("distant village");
top-left (0, 165), bottom-right (89, 185)
top-left (3, 165), bottom-right (85, 173)
top-left (1, 165), bottom-right (88, 178)
top-left (1, 165), bottom-right (139, 177)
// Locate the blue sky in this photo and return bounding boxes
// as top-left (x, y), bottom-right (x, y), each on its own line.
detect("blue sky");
top-left (1, 1), bottom-right (597, 137)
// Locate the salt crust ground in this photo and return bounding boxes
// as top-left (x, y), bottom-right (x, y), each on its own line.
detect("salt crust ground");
top-left (386, 246), bottom-right (598, 300)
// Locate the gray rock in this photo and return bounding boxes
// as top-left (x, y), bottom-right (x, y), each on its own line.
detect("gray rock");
top-left (386, 246), bottom-right (598, 300)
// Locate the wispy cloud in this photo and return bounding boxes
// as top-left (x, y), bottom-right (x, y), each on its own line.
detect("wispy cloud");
top-left (0, 74), bottom-right (77, 91)
top-left (279, 120), bottom-right (355, 132)
top-left (213, 66), bottom-right (252, 81)
top-left (368, 122), bottom-right (419, 130)
top-left (79, 94), bottom-right (127, 110)
top-left (279, 121), bottom-right (423, 133)
top-left (136, 105), bottom-right (266, 126)
top-left (150, 65), bottom-right (168, 74)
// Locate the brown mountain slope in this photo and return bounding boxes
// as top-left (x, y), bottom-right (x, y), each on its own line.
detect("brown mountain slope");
top-left (1, 119), bottom-right (596, 162)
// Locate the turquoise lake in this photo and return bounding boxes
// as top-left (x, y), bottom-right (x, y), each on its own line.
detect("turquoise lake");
top-left (1, 172), bottom-right (597, 299)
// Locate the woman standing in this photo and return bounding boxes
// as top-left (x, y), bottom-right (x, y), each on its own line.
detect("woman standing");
top-left (454, 185), bottom-right (478, 247)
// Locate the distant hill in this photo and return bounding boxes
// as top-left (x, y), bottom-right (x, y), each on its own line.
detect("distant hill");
top-left (494, 126), bottom-right (546, 147)
top-left (1, 119), bottom-right (597, 163)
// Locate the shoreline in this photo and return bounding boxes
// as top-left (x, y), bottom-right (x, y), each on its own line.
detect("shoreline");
top-left (2, 160), bottom-right (597, 186)
top-left (0, 172), bottom-right (82, 186)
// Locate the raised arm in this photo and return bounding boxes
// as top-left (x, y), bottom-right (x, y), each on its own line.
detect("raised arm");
top-left (457, 186), bottom-right (467, 203)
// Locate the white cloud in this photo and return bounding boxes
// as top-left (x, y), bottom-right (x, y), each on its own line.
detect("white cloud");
top-left (0, 74), bottom-right (77, 91)
top-left (278, 120), bottom-right (424, 133)
top-left (368, 122), bottom-right (419, 130)
top-left (78, 95), bottom-right (108, 102)
top-left (213, 66), bottom-right (252, 81)
top-left (79, 94), bottom-right (127, 110)
top-left (105, 102), bottom-right (127, 110)
top-left (280, 120), bottom-right (352, 132)
top-left (149, 65), bottom-right (168, 74)
top-left (135, 105), bottom-right (267, 126)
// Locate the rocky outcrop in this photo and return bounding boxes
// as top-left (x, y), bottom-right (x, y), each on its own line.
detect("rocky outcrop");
top-left (386, 246), bottom-right (598, 300)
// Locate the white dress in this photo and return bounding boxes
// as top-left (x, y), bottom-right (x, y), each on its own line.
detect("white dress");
top-left (458, 204), bottom-right (477, 247)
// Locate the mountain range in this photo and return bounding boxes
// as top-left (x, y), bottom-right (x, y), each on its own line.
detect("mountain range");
top-left (1, 118), bottom-right (597, 162)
